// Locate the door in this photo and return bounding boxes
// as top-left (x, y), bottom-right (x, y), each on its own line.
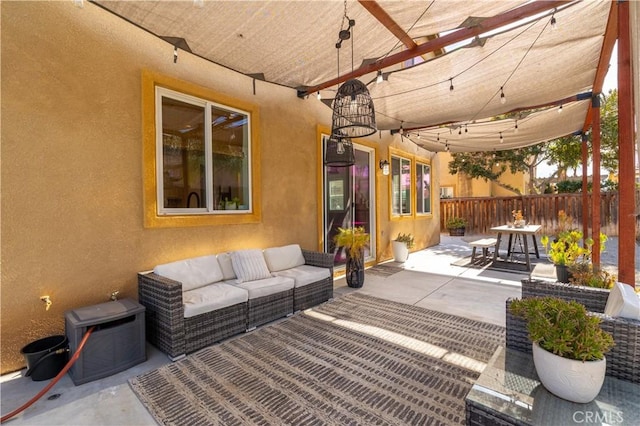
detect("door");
top-left (323, 135), bottom-right (375, 267)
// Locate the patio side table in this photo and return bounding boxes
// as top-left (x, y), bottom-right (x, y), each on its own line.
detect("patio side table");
top-left (465, 347), bottom-right (640, 425)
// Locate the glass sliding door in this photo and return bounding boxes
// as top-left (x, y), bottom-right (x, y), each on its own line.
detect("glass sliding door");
top-left (322, 135), bottom-right (375, 267)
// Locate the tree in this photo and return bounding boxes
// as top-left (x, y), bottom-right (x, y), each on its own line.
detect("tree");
top-left (448, 91), bottom-right (619, 194)
top-left (448, 144), bottom-right (549, 194)
top-left (544, 90), bottom-right (619, 176)
top-left (545, 135), bottom-right (583, 179)
top-left (599, 89), bottom-right (618, 172)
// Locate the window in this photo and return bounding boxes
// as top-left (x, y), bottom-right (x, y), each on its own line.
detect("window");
top-left (416, 163), bottom-right (431, 214)
top-left (440, 186), bottom-right (455, 199)
top-left (391, 156), bottom-right (411, 215)
top-left (156, 87), bottom-right (251, 215)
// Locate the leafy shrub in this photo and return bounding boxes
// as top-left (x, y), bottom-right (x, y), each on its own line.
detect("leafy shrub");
top-left (509, 297), bottom-right (614, 361)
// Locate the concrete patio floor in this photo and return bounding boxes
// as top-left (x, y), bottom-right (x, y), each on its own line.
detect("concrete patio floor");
top-left (1, 234), bottom-right (634, 425)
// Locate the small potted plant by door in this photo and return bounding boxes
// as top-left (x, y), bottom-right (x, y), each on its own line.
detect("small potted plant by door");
top-left (445, 217), bottom-right (467, 236)
top-left (334, 226), bottom-right (370, 288)
top-left (392, 233), bottom-right (414, 263)
top-left (509, 297), bottom-right (614, 403)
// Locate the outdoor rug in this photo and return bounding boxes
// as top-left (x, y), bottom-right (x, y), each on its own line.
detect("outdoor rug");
top-left (129, 293), bottom-right (505, 426)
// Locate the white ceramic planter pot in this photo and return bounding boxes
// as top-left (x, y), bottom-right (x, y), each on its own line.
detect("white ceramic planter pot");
top-left (532, 342), bottom-right (606, 403)
top-left (392, 241), bottom-right (409, 263)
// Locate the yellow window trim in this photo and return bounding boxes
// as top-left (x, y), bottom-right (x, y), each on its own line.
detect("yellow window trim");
top-left (387, 147), bottom-right (433, 221)
top-left (141, 70), bottom-right (261, 228)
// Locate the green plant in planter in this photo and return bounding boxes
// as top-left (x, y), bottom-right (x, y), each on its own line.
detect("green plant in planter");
top-left (394, 233), bottom-right (414, 248)
top-left (334, 227), bottom-right (370, 256)
top-left (509, 297), bottom-right (614, 361)
top-left (445, 217), bottom-right (467, 229)
top-left (568, 261), bottom-right (616, 289)
top-left (334, 227), bottom-right (370, 288)
top-left (540, 230), bottom-right (592, 266)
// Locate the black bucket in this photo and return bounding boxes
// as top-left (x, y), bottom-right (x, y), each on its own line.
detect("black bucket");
top-left (21, 335), bottom-right (69, 381)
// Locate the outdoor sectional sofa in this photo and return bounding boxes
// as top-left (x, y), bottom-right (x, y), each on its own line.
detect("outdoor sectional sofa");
top-left (506, 278), bottom-right (640, 384)
top-left (138, 244), bottom-right (334, 360)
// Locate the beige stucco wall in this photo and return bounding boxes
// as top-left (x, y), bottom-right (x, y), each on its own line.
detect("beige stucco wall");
top-left (1, 1), bottom-right (439, 373)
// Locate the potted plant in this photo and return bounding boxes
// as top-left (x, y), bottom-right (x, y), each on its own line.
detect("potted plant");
top-left (334, 226), bottom-right (370, 288)
top-left (568, 260), bottom-right (616, 289)
top-left (541, 230), bottom-right (591, 282)
top-left (509, 297), bottom-right (614, 403)
top-left (511, 209), bottom-right (526, 228)
top-left (541, 231), bottom-right (607, 283)
top-left (445, 217), bottom-right (467, 236)
top-left (392, 233), bottom-right (414, 263)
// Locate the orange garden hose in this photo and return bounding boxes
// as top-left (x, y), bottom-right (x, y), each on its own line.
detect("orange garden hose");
top-left (1, 326), bottom-right (95, 423)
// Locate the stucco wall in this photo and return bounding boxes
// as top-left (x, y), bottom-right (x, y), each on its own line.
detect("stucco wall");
top-left (1, 1), bottom-right (440, 373)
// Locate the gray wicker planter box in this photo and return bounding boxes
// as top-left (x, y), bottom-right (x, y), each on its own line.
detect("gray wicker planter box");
top-left (521, 278), bottom-right (609, 313)
top-left (507, 279), bottom-right (640, 384)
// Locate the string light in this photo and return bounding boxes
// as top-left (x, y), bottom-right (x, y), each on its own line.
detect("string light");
top-left (558, 104), bottom-right (563, 113)
top-left (514, 120), bottom-right (519, 133)
top-left (449, 78), bottom-right (454, 93)
top-left (445, 143), bottom-right (450, 152)
top-left (399, 122), bottom-right (404, 135)
top-left (465, 125), bottom-right (468, 133)
top-left (376, 70), bottom-right (384, 84)
top-left (317, 91), bottom-right (322, 100)
top-left (550, 14), bottom-right (557, 31)
top-left (500, 86), bottom-right (506, 104)
top-left (499, 132), bottom-right (504, 143)
top-left (437, 134), bottom-right (440, 142)
top-left (458, 127), bottom-right (462, 135)
top-left (173, 46), bottom-right (178, 63)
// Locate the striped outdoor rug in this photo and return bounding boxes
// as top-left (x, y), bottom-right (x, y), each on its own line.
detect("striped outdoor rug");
top-left (129, 293), bottom-right (505, 426)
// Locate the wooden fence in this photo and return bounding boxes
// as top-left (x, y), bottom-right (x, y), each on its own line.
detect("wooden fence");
top-left (440, 191), bottom-right (640, 236)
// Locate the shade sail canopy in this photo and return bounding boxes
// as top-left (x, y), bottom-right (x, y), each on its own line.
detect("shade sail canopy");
top-left (94, 0), bottom-right (613, 152)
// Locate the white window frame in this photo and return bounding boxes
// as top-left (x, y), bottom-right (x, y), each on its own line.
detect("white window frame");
top-left (391, 155), bottom-right (412, 216)
top-left (155, 87), bottom-right (252, 216)
top-left (416, 162), bottom-right (432, 215)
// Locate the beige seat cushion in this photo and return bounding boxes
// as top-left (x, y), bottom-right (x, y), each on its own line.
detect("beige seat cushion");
top-left (182, 283), bottom-right (248, 318)
top-left (272, 265), bottom-right (331, 288)
top-left (230, 276), bottom-right (294, 299)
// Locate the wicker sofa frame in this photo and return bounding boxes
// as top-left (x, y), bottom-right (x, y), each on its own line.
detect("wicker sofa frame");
top-left (506, 279), bottom-right (640, 384)
top-left (138, 249), bottom-right (334, 360)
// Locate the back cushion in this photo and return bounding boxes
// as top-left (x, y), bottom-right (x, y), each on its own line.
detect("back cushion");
top-left (217, 253), bottom-right (237, 280)
top-left (153, 255), bottom-right (224, 292)
top-left (263, 244), bottom-right (306, 272)
top-left (604, 281), bottom-right (640, 320)
top-left (230, 249), bottom-right (272, 283)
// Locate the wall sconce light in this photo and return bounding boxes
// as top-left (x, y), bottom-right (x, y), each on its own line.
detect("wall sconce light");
top-left (379, 160), bottom-right (390, 176)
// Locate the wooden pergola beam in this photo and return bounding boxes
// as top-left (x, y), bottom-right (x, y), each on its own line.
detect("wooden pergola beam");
top-left (617, 0), bottom-right (636, 287)
top-left (358, 0), bottom-right (417, 50)
top-left (298, 1), bottom-right (570, 97)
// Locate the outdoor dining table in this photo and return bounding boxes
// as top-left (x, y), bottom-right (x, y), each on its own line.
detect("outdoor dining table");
top-left (490, 224), bottom-right (542, 272)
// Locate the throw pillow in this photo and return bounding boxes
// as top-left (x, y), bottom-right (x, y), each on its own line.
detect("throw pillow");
top-left (604, 281), bottom-right (640, 320)
top-left (230, 249), bottom-right (272, 283)
top-left (217, 252), bottom-right (236, 280)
